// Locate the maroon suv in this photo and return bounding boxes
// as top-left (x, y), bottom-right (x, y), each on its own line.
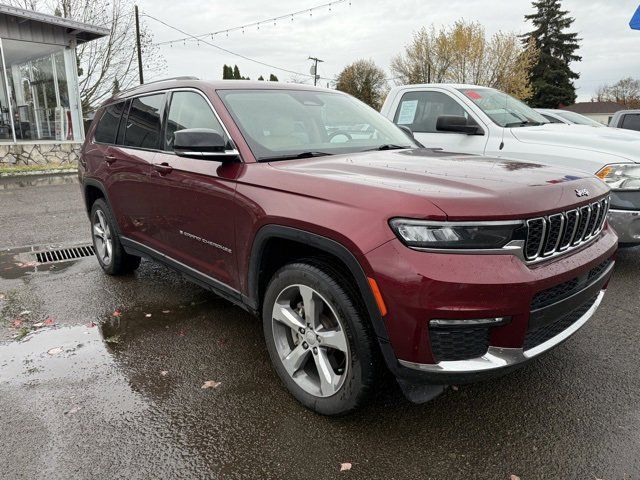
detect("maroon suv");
top-left (79, 79), bottom-right (617, 415)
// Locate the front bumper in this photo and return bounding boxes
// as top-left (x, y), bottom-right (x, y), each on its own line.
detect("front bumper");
top-left (365, 225), bottom-right (617, 384)
top-left (608, 209), bottom-right (640, 243)
top-left (399, 289), bottom-right (604, 381)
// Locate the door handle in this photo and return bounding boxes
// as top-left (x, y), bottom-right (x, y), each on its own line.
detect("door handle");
top-left (153, 162), bottom-right (173, 175)
top-left (105, 154), bottom-right (117, 164)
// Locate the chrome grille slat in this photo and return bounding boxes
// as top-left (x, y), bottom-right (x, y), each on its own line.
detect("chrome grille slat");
top-left (524, 197), bottom-right (609, 262)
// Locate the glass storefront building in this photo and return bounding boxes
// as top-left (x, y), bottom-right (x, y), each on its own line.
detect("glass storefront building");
top-left (0, 4), bottom-right (108, 145)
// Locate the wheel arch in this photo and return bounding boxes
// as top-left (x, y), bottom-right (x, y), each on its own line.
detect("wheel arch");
top-left (247, 225), bottom-right (391, 345)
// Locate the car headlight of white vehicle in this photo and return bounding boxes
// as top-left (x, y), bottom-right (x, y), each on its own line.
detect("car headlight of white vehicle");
top-left (596, 164), bottom-right (640, 190)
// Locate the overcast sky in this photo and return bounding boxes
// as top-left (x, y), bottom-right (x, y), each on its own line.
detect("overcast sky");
top-left (139, 0), bottom-right (640, 101)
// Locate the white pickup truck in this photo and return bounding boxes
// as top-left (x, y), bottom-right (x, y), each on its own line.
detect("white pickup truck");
top-left (380, 84), bottom-right (640, 245)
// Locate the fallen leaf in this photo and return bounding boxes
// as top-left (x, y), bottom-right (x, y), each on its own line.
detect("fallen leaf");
top-left (178, 329), bottom-right (186, 337)
top-left (43, 317), bottom-right (56, 326)
top-left (112, 309), bottom-right (122, 317)
top-left (47, 347), bottom-right (63, 355)
top-left (160, 370), bottom-right (169, 376)
top-left (32, 322), bottom-right (44, 328)
top-left (19, 310), bottom-right (31, 316)
top-left (85, 321), bottom-right (96, 328)
top-left (162, 310), bottom-right (171, 314)
top-left (64, 406), bottom-right (81, 415)
top-left (0, 293), bottom-right (5, 300)
top-left (510, 475), bottom-right (521, 480)
top-left (105, 335), bottom-right (120, 344)
top-left (10, 319), bottom-right (23, 328)
top-left (452, 385), bottom-right (459, 391)
top-left (145, 313), bottom-right (152, 318)
top-left (201, 380), bottom-right (221, 389)
top-left (340, 463), bottom-right (352, 472)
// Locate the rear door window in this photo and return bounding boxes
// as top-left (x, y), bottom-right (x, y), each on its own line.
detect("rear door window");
top-left (94, 102), bottom-right (125, 144)
top-left (394, 91), bottom-right (474, 133)
top-left (164, 91), bottom-right (226, 151)
top-left (123, 94), bottom-right (166, 149)
top-left (621, 113), bottom-right (640, 131)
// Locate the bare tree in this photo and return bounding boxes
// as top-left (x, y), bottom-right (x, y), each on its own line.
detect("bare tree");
top-left (391, 20), bottom-right (538, 100)
top-left (288, 74), bottom-right (311, 84)
top-left (335, 59), bottom-right (388, 110)
top-left (5, 0), bottom-right (166, 111)
top-left (594, 77), bottom-right (640, 108)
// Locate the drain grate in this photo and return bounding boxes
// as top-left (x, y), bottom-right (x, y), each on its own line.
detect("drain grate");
top-left (35, 245), bottom-right (95, 264)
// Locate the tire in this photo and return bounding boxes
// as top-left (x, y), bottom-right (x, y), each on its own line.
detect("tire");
top-left (262, 262), bottom-right (378, 415)
top-left (90, 198), bottom-right (141, 275)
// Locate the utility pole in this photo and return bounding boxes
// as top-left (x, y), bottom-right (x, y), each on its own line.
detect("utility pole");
top-left (308, 56), bottom-right (324, 86)
top-left (135, 5), bottom-right (144, 84)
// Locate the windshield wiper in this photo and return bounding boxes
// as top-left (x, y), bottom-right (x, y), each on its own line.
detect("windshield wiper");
top-left (504, 120), bottom-right (545, 128)
top-left (364, 144), bottom-right (411, 152)
top-left (261, 151), bottom-right (334, 162)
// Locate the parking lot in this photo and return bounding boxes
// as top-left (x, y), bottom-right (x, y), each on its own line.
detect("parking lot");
top-left (1, 175), bottom-right (639, 479)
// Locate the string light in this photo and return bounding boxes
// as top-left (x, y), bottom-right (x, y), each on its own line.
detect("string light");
top-left (156, 0), bottom-right (347, 46)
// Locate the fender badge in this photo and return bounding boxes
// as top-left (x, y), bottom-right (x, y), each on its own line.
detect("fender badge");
top-left (575, 188), bottom-right (590, 197)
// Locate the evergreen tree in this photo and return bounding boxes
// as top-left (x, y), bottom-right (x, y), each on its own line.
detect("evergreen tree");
top-left (112, 79), bottom-right (120, 95)
top-left (222, 64), bottom-right (233, 79)
top-left (522, 0), bottom-right (581, 107)
top-left (269, 74), bottom-right (279, 82)
top-left (233, 65), bottom-right (241, 80)
top-left (258, 75), bottom-right (264, 81)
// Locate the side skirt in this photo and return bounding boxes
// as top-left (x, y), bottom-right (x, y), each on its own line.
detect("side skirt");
top-left (120, 237), bottom-right (255, 314)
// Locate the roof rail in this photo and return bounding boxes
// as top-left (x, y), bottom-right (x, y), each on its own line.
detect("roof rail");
top-left (142, 76), bottom-right (200, 85)
top-left (116, 76), bottom-right (200, 97)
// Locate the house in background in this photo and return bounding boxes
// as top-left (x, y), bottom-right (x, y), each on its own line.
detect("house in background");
top-left (0, 4), bottom-right (108, 167)
top-left (560, 101), bottom-right (626, 126)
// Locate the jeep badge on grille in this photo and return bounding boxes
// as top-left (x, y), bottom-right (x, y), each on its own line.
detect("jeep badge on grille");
top-left (575, 188), bottom-right (590, 197)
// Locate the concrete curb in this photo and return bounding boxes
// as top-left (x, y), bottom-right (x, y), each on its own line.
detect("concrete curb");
top-left (0, 168), bottom-right (77, 178)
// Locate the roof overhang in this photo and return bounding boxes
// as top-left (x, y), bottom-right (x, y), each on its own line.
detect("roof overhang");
top-left (0, 4), bottom-right (109, 42)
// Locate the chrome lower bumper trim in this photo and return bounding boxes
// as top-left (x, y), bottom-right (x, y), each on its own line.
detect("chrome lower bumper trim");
top-left (608, 209), bottom-right (640, 243)
top-left (398, 290), bottom-right (605, 374)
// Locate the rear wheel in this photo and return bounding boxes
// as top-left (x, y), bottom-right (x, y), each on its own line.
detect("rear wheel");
top-left (90, 198), bottom-right (141, 275)
top-left (262, 262), bottom-right (378, 415)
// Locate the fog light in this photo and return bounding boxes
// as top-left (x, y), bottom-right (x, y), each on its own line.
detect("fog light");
top-left (429, 317), bottom-right (511, 329)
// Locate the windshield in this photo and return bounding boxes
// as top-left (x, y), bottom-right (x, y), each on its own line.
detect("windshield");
top-left (554, 110), bottom-right (604, 127)
top-left (218, 89), bottom-right (417, 161)
top-left (457, 88), bottom-right (549, 128)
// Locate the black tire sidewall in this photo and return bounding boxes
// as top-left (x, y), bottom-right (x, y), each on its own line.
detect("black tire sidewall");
top-left (262, 263), bottom-right (375, 416)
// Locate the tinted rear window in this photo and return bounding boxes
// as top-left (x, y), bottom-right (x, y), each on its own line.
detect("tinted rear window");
top-left (123, 94), bottom-right (165, 149)
top-left (94, 102), bottom-right (125, 144)
top-left (621, 113), bottom-right (640, 131)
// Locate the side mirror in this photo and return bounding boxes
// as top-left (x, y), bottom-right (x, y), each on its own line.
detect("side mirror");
top-left (174, 128), bottom-right (239, 162)
top-left (397, 125), bottom-right (425, 148)
top-left (436, 115), bottom-right (483, 135)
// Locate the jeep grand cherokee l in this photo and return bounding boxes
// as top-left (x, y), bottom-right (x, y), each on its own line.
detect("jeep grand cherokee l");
top-left (79, 79), bottom-right (617, 415)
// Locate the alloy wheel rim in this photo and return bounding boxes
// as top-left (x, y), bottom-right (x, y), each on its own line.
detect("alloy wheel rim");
top-left (271, 284), bottom-right (349, 398)
top-left (93, 209), bottom-right (113, 265)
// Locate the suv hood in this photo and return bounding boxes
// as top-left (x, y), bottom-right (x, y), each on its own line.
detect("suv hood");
top-left (269, 149), bottom-right (609, 220)
top-left (510, 123), bottom-right (640, 163)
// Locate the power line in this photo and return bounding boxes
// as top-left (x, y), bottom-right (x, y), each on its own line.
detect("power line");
top-left (156, 0), bottom-right (348, 47)
top-left (142, 12), bottom-right (335, 81)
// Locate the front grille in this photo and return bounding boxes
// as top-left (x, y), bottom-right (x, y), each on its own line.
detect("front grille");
top-left (524, 294), bottom-right (598, 350)
top-left (524, 197), bottom-right (609, 262)
top-left (429, 326), bottom-right (490, 362)
top-left (531, 259), bottom-right (612, 310)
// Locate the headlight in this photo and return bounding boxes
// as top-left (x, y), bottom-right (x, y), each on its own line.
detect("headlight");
top-left (389, 219), bottom-right (525, 249)
top-left (596, 164), bottom-right (640, 190)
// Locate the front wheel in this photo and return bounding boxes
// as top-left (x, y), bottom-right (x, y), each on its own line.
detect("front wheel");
top-left (262, 262), bottom-right (378, 415)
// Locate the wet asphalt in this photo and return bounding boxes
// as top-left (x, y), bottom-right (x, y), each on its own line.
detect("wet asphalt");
top-left (0, 175), bottom-right (639, 480)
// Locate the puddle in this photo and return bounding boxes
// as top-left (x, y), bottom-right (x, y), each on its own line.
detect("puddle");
top-left (0, 244), bottom-right (88, 280)
top-left (0, 324), bottom-right (108, 382)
